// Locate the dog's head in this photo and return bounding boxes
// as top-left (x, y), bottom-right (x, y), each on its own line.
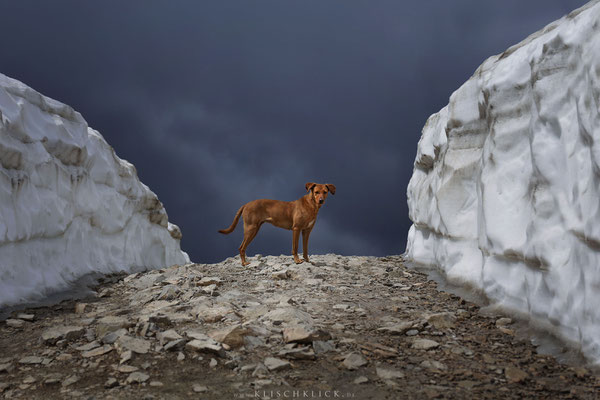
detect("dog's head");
top-left (305, 182), bottom-right (336, 207)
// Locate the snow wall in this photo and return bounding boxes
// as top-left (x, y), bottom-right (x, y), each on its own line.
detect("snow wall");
top-left (0, 73), bottom-right (189, 308)
top-left (406, 1), bottom-right (600, 364)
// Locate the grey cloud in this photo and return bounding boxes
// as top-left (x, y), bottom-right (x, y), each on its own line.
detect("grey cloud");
top-left (0, 0), bottom-right (588, 262)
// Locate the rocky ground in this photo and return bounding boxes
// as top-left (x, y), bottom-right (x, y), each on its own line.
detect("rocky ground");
top-left (0, 255), bottom-right (599, 399)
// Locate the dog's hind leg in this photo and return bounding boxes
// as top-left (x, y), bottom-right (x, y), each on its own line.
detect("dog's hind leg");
top-left (239, 224), bottom-right (260, 266)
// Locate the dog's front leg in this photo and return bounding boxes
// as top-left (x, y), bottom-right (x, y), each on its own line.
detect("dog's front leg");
top-left (292, 228), bottom-right (303, 264)
top-left (302, 228), bottom-right (313, 263)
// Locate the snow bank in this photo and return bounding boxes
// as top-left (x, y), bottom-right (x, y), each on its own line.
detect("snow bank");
top-left (406, 1), bottom-right (600, 364)
top-left (0, 73), bottom-right (189, 308)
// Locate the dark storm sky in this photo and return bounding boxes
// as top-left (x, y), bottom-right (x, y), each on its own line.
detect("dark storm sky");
top-left (0, 1), bottom-right (586, 263)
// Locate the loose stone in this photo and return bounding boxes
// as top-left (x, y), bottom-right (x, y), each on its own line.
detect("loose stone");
top-left (126, 371), bottom-right (150, 384)
top-left (411, 339), bottom-right (440, 350)
top-left (82, 345), bottom-right (113, 358)
top-left (342, 353), bottom-right (368, 370)
top-left (263, 357), bottom-right (291, 371)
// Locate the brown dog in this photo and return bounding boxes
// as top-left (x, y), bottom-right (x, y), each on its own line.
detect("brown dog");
top-left (219, 182), bottom-right (336, 266)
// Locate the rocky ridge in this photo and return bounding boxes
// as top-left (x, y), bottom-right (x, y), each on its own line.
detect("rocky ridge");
top-left (0, 255), bottom-right (598, 399)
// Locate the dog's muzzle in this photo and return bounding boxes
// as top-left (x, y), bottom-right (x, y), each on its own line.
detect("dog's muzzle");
top-left (319, 199), bottom-right (324, 204)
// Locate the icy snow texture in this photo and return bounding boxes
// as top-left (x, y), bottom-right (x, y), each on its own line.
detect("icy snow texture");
top-left (0, 73), bottom-right (189, 307)
top-left (406, 1), bottom-right (600, 364)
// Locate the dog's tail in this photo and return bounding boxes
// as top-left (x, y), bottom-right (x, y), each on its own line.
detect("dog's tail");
top-left (218, 205), bottom-right (244, 234)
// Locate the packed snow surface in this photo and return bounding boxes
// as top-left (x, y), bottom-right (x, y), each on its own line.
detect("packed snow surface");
top-left (0, 73), bottom-right (189, 308)
top-left (406, 1), bottom-right (600, 364)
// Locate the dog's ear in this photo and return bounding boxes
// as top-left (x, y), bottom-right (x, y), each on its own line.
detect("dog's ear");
top-left (305, 182), bottom-right (316, 192)
top-left (326, 184), bottom-right (336, 195)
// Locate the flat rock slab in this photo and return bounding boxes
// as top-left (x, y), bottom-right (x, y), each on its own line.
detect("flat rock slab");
top-left (96, 316), bottom-right (133, 338)
top-left (426, 312), bottom-right (457, 329)
top-left (126, 372), bottom-right (150, 384)
top-left (19, 356), bottom-right (43, 365)
top-left (117, 336), bottom-right (151, 354)
top-left (6, 319), bottom-right (25, 329)
top-left (244, 336), bottom-right (266, 350)
top-left (208, 325), bottom-right (249, 348)
top-left (342, 353), bottom-right (368, 370)
top-left (278, 347), bottom-right (316, 360)
top-left (101, 328), bottom-right (128, 344)
top-left (75, 341), bottom-right (101, 352)
top-left (193, 384), bottom-right (209, 393)
top-left (117, 365), bottom-right (139, 373)
top-left (0, 363), bottom-right (12, 373)
top-left (264, 357), bottom-right (291, 371)
top-left (185, 333), bottom-right (226, 357)
top-left (127, 273), bottom-right (165, 290)
top-left (120, 350), bottom-right (133, 364)
top-left (377, 321), bottom-right (414, 335)
top-left (411, 339), bottom-right (440, 350)
top-left (62, 376), bottom-right (80, 387)
top-left (157, 329), bottom-right (182, 345)
top-left (198, 277), bottom-right (223, 286)
top-left (16, 314), bottom-right (34, 321)
top-left (496, 318), bottom-right (513, 327)
top-left (376, 367), bottom-right (405, 380)
top-left (195, 305), bottom-right (233, 323)
top-left (282, 325), bottom-right (331, 344)
top-left (42, 326), bottom-right (85, 345)
top-left (312, 340), bottom-right (336, 354)
top-left (105, 377), bottom-right (119, 388)
top-left (163, 339), bottom-right (187, 351)
top-left (420, 360), bottom-right (447, 371)
top-left (46, 376), bottom-right (63, 386)
top-left (262, 307), bottom-right (314, 326)
top-left (82, 345), bottom-right (113, 358)
top-left (157, 285), bottom-right (181, 300)
top-left (505, 366), bottom-right (529, 383)
top-left (272, 270), bottom-right (290, 280)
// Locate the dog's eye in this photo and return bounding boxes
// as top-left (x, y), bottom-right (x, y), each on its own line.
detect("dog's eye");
top-left (315, 191), bottom-right (320, 194)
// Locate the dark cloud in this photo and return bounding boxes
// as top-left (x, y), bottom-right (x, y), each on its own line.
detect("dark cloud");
top-left (0, 0), bottom-right (587, 262)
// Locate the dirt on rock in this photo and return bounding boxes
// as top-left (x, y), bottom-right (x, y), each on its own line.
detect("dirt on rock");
top-left (0, 255), bottom-right (598, 399)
